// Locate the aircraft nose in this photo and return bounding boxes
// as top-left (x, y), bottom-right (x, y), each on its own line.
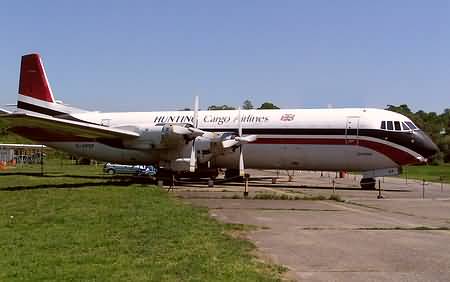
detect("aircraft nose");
top-left (414, 131), bottom-right (439, 159)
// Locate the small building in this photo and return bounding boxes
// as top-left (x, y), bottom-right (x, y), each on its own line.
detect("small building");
top-left (0, 144), bottom-right (46, 164)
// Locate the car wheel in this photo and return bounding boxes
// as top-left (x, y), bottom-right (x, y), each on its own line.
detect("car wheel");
top-left (107, 169), bottom-right (115, 175)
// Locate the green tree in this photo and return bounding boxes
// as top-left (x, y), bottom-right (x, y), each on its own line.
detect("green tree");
top-left (257, 102), bottom-right (280, 109)
top-left (207, 105), bottom-right (236, 110)
top-left (242, 100), bottom-right (253, 110)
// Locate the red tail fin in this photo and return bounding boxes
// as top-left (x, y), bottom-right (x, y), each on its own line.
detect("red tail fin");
top-left (18, 53), bottom-right (55, 103)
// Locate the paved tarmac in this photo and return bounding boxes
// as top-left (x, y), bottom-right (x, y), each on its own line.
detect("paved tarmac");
top-left (173, 170), bottom-right (450, 281)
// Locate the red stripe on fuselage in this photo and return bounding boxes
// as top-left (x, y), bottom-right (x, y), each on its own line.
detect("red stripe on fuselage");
top-left (252, 138), bottom-right (420, 165)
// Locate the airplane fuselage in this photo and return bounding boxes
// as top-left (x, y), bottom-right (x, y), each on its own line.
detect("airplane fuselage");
top-left (27, 107), bottom-right (436, 172)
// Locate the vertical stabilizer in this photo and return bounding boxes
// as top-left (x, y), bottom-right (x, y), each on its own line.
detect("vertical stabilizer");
top-left (19, 53), bottom-right (55, 103)
top-left (16, 53), bottom-right (85, 116)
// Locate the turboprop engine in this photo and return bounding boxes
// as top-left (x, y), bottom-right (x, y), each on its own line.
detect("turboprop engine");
top-left (123, 123), bottom-right (203, 150)
top-left (158, 133), bottom-right (223, 171)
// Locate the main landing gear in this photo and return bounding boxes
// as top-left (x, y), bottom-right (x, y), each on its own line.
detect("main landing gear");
top-left (360, 177), bottom-right (376, 190)
top-left (360, 167), bottom-right (400, 190)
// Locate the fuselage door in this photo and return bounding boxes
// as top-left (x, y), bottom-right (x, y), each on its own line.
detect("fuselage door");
top-left (345, 116), bottom-right (360, 145)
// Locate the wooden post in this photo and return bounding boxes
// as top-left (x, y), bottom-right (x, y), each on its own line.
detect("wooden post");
top-left (244, 173), bottom-right (249, 198)
top-left (422, 179), bottom-right (425, 199)
top-left (377, 179), bottom-right (383, 199)
top-left (405, 167), bottom-right (408, 184)
top-left (40, 145), bottom-right (44, 176)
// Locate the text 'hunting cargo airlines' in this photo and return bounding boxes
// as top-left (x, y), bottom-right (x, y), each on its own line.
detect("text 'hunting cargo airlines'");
top-left (1, 54), bottom-right (439, 189)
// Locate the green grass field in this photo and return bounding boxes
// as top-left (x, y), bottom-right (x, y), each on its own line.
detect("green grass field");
top-left (0, 161), bottom-right (284, 281)
top-left (401, 164), bottom-right (450, 184)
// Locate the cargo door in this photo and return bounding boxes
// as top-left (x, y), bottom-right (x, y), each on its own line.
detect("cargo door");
top-left (345, 116), bottom-right (360, 145)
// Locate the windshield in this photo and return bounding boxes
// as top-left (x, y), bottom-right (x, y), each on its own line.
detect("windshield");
top-left (405, 121), bottom-right (418, 130)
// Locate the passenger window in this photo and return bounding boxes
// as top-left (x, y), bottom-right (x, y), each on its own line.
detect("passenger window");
top-left (387, 121), bottom-right (393, 130)
top-left (405, 121), bottom-right (417, 130)
top-left (394, 121), bottom-right (401, 131)
top-left (381, 121), bottom-right (386, 130)
top-left (402, 122), bottom-right (409, 130)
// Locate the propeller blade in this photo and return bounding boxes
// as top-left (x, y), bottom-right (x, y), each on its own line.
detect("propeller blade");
top-left (222, 139), bottom-right (239, 149)
top-left (238, 107), bottom-right (242, 137)
top-left (235, 135), bottom-right (257, 143)
top-left (193, 96), bottom-right (199, 128)
top-left (189, 140), bottom-right (196, 172)
top-left (239, 146), bottom-right (245, 177)
top-left (171, 125), bottom-right (192, 135)
top-left (189, 96), bottom-right (199, 172)
top-left (188, 127), bottom-right (205, 137)
top-left (237, 107), bottom-right (246, 176)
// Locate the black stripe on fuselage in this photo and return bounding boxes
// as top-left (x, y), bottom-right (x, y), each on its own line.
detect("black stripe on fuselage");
top-left (17, 101), bottom-right (99, 125)
top-left (200, 127), bottom-right (421, 156)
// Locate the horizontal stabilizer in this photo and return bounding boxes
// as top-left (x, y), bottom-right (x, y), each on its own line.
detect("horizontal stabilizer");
top-left (0, 108), bottom-right (12, 114)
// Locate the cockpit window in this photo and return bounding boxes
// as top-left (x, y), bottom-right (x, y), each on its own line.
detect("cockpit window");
top-left (402, 122), bottom-right (409, 130)
top-left (386, 121), bottom-right (393, 130)
top-left (381, 120), bottom-right (414, 131)
top-left (405, 121), bottom-right (418, 130)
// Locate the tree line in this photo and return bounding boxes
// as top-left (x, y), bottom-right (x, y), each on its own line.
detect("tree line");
top-left (207, 100), bottom-right (279, 110)
top-left (386, 104), bottom-right (450, 164)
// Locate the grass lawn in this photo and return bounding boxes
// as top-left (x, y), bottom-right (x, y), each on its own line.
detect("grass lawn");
top-left (401, 164), bottom-right (450, 184)
top-left (0, 161), bottom-right (284, 281)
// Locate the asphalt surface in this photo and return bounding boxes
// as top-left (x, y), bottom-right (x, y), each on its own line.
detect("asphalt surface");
top-left (173, 170), bottom-right (450, 282)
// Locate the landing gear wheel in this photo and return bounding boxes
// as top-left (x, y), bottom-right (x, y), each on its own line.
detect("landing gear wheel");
top-left (360, 178), bottom-right (376, 190)
top-left (224, 169), bottom-right (243, 182)
top-left (225, 169), bottom-right (240, 179)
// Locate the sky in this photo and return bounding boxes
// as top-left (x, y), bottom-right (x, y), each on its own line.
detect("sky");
top-left (0, 1), bottom-right (449, 113)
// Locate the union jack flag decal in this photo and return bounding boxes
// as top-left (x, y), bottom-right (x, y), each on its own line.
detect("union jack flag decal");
top-left (280, 114), bottom-right (295, 121)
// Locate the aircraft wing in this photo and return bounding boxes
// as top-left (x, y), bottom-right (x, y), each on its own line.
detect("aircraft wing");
top-left (0, 112), bottom-right (140, 139)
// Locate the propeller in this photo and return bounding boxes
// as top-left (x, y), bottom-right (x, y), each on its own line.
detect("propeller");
top-left (189, 96), bottom-right (199, 172)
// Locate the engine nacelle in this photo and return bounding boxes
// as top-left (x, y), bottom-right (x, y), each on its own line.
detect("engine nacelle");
top-left (123, 124), bottom-right (190, 150)
top-left (159, 135), bottom-right (232, 171)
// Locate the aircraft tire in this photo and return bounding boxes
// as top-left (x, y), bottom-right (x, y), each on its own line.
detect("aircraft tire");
top-left (225, 169), bottom-right (240, 179)
top-left (360, 177), bottom-right (376, 190)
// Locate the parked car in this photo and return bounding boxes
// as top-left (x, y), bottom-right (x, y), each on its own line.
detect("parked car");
top-left (103, 163), bottom-right (157, 176)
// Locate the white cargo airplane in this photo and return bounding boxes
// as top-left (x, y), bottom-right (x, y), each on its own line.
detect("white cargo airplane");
top-left (1, 54), bottom-right (439, 188)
